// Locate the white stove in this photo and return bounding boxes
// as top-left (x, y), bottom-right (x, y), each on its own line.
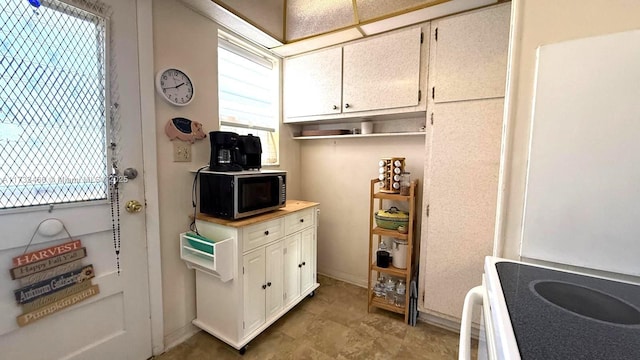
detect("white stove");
top-left (460, 257), bottom-right (640, 360)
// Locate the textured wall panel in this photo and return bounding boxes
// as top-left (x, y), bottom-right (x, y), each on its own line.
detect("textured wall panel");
top-left (356, 0), bottom-right (443, 22)
top-left (215, 0), bottom-right (285, 40)
top-left (286, 0), bottom-right (355, 41)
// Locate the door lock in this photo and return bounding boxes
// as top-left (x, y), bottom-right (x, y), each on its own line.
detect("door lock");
top-left (123, 168), bottom-right (138, 180)
top-left (125, 200), bottom-right (143, 213)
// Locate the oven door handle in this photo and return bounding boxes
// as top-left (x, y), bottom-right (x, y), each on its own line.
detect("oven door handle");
top-left (459, 285), bottom-right (484, 360)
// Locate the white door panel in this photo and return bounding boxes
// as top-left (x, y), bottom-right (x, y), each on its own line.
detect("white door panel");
top-left (300, 228), bottom-right (315, 294)
top-left (243, 249), bottom-right (266, 336)
top-left (0, 0), bottom-right (152, 358)
top-left (283, 234), bottom-right (300, 306)
top-left (265, 241), bottom-right (283, 319)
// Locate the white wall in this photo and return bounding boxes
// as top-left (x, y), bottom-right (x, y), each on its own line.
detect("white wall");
top-left (152, 0), bottom-right (300, 348)
top-left (300, 134), bottom-right (425, 286)
top-left (496, 0), bottom-right (640, 259)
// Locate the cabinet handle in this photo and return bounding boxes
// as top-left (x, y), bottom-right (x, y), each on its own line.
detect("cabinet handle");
top-left (262, 284), bottom-right (267, 289)
top-left (332, 105), bottom-right (338, 110)
top-left (344, 103), bottom-right (350, 108)
top-left (302, 261), bottom-right (306, 266)
top-left (299, 219), bottom-right (304, 223)
top-left (267, 282), bottom-right (272, 287)
top-left (298, 264), bottom-right (302, 268)
top-left (264, 230), bottom-right (269, 236)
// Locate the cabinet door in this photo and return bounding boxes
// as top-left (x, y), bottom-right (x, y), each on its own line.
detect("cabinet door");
top-left (342, 26), bottom-right (422, 113)
top-left (243, 248), bottom-right (266, 336)
top-left (422, 99), bottom-right (503, 320)
top-left (265, 241), bottom-right (284, 320)
top-left (283, 47), bottom-right (342, 119)
top-left (432, 4), bottom-right (510, 103)
top-left (282, 233), bottom-right (301, 306)
top-left (299, 228), bottom-right (316, 294)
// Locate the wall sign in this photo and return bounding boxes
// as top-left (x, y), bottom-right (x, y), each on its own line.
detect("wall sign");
top-left (165, 117), bottom-right (206, 143)
top-left (10, 248), bottom-right (87, 280)
top-left (17, 285), bottom-right (100, 327)
top-left (9, 224), bottom-right (101, 327)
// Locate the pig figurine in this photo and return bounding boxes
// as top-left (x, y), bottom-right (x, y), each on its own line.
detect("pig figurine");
top-left (165, 117), bottom-right (206, 143)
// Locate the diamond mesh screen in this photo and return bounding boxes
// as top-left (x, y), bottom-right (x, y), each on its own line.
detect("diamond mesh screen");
top-left (0, 0), bottom-right (109, 209)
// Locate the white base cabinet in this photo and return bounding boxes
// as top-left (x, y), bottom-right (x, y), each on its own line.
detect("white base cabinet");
top-left (182, 201), bottom-right (319, 353)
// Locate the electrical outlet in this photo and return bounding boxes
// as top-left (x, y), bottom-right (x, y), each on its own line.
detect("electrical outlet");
top-left (173, 142), bottom-right (191, 162)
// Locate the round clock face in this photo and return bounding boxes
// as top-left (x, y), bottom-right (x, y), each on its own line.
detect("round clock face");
top-left (156, 68), bottom-right (194, 106)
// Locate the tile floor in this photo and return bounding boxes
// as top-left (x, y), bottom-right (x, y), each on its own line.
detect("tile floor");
top-left (156, 275), bottom-right (474, 359)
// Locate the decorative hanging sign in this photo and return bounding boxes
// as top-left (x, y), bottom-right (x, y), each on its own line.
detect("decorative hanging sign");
top-left (21, 281), bottom-right (92, 313)
top-left (19, 260), bottom-right (83, 287)
top-left (10, 218), bottom-right (100, 327)
top-left (165, 117), bottom-right (206, 143)
top-left (10, 247), bottom-right (87, 280)
top-left (14, 265), bottom-right (94, 304)
top-left (12, 239), bottom-right (82, 267)
top-left (17, 285), bottom-right (100, 327)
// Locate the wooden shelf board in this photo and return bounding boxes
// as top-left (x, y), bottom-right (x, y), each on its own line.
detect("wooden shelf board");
top-left (371, 263), bottom-right (408, 277)
top-left (373, 192), bottom-right (411, 201)
top-left (372, 227), bottom-right (408, 239)
top-left (292, 132), bottom-right (426, 140)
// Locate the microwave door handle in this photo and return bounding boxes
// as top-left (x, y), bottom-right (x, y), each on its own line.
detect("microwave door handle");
top-left (459, 286), bottom-right (484, 360)
top-left (278, 176), bottom-right (285, 205)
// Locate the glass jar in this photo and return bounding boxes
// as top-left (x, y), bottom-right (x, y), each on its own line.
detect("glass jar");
top-left (395, 279), bottom-right (406, 307)
top-left (400, 172), bottom-right (411, 196)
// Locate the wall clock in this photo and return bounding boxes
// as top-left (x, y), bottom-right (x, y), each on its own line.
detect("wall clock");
top-left (155, 68), bottom-right (194, 106)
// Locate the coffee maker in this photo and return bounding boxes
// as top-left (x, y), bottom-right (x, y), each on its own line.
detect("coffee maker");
top-left (209, 131), bottom-right (243, 171)
top-left (237, 134), bottom-right (262, 170)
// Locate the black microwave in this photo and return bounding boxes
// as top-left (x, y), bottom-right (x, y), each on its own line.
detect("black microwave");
top-left (199, 170), bottom-right (286, 219)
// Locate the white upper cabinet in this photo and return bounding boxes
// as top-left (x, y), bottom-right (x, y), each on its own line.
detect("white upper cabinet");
top-left (342, 27), bottom-right (422, 113)
top-left (283, 25), bottom-right (427, 123)
top-left (432, 3), bottom-right (510, 103)
top-left (283, 47), bottom-right (343, 118)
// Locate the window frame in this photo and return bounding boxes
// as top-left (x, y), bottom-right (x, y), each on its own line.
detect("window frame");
top-left (0, 0), bottom-right (112, 212)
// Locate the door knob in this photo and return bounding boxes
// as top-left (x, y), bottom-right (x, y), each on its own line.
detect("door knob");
top-left (125, 200), bottom-right (143, 213)
top-left (123, 168), bottom-right (138, 180)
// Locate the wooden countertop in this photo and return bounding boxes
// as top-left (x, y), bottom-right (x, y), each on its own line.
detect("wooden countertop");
top-left (195, 200), bottom-right (320, 228)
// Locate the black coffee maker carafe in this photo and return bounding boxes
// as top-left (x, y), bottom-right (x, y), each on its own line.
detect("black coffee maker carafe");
top-left (209, 131), bottom-right (243, 171)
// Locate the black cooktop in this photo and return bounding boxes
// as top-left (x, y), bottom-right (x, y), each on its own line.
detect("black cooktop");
top-left (496, 262), bottom-right (640, 360)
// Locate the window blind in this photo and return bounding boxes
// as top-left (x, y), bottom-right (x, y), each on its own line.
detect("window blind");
top-left (218, 33), bottom-right (279, 165)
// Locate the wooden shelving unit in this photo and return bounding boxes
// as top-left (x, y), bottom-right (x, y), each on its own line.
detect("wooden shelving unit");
top-left (367, 178), bottom-right (417, 323)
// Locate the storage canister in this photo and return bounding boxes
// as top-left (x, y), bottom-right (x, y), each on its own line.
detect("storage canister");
top-left (392, 238), bottom-right (408, 269)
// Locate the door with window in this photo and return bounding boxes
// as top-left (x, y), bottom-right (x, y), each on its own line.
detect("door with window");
top-left (0, 0), bottom-right (152, 359)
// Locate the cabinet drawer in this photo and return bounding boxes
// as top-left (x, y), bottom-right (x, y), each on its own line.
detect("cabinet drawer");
top-left (285, 208), bottom-right (315, 235)
top-left (242, 218), bottom-right (285, 252)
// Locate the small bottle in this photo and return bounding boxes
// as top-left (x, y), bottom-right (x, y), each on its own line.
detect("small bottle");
top-left (395, 279), bottom-right (406, 307)
top-left (376, 240), bottom-right (390, 268)
top-left (385, 277), bottom-right (396, 305)
top-left (373, 276), bottom-right (385, 298)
